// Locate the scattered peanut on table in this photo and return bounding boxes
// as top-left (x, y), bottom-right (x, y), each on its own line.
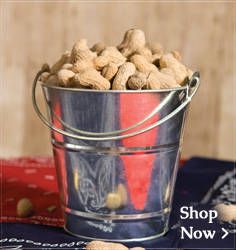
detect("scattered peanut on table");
top-left (214, 203), bottom-right (236, 222)
top-left (86, 240), bottom-right (128, 250)
top-left (86, 240), bottom-right (145, 250)
top-left (17, 198), bottom-right (34, 218)
top-left (130, 248), bottom-right (146, 250)
top-left (40, 28), bottom-right (193, 90)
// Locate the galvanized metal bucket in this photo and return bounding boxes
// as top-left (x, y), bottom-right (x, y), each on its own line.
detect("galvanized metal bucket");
top-left (32, 70), bottom-right (200, 242)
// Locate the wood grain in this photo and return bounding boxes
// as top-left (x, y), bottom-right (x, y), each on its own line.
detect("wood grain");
top-left (0, 1), bottom-right (235, 160)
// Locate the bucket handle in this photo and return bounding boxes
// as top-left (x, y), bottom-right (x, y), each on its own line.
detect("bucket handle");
top-left (46, 87), bottom-right (176, 136)
top-left (32, 70), bottom-right (200, 141)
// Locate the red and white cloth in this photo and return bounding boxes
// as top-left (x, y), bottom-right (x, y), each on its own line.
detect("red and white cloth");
top-left (1, 157), bottom-right (64, 227)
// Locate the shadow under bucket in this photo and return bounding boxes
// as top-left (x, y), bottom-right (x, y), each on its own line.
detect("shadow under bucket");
top-left (32, 71), bottom-right (200, 242)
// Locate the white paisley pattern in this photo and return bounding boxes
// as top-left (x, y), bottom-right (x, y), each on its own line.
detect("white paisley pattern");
top-left (71, 154), bottom-right (116, 212)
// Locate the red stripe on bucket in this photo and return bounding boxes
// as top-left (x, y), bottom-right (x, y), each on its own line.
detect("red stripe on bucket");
top-left (120, 94), bottom-right (159, 210)
top-left (52, 102), bottom-right (68, 205)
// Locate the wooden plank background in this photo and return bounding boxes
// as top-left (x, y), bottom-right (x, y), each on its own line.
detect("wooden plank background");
top-left (0, 1), bottom-right (235, 160)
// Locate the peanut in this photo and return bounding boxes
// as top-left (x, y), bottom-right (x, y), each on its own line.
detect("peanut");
top-left (71, 39), bottom-right (96, 73)
top-left (72, 60), bottom-right (95, 73)
top-left (112, 62), bottom-right (136, 90)
top-left (51, 51), bottom-right (71, 74)
top-left (130, 54), bottom-right (157, 75)
top-left (45, 75), bottom-right (59, 85)
top-left (134, 47), bottom-right (152, 62)
top-left (159, 53), bottom-right (188, 85)
top-left (71, 39), bottom-right (96, 63)
top-left (157, 70), bottom-right (179, 89)
top-left (91, 42), bottom-right (106, 54)
top-left (105, 192), bottom-right (122, 210)
top-left (128, 71), bottom-right (147, 90)
top-left (72, 49), bottom-right (96, 64)
top-left (102, 63), bottom-right (118, 80)
top-left (145, 71), bottom-right (161, 89)
top-left (61, 63), bottom-right (73, 70)
top-left (86, 241), bottom-right (128, 250)
top-left (160, 68), bottom-right (184, 88)
top-left (94, 46), bottom-right (126, 70)
top-left (73, 68), bottom-right (111, 90)
top-left (39, 72), bottom-right (50, 82)
top-left (214, 204), bottom-right (236, 222)
top-left (57, 69), bottom-right (75, 87)
top-left (93, 56), bottom-right (109, 70)
top-left (160, 67), bottom-right (175, 78)
top-left (101, 47), bottom-right (126, 65)
top-left (145, 70), bottom-right (179, 89)
top-left (118, 29), bottom-right (146, 57)
top-left (17, 198), bottom-right (34, 218)
top-left (147, 42), bottom-right (163, 55)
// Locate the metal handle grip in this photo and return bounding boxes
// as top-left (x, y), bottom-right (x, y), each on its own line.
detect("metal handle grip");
top-left (32, 70), bottom-right (200, 141)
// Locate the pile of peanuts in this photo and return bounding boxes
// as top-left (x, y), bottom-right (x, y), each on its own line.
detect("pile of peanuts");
top-left (40, 29), bottom-right (193, 90)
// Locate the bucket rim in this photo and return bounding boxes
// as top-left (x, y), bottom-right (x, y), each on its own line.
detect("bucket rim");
top-left (41, 83), bottom-right (188, 93)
